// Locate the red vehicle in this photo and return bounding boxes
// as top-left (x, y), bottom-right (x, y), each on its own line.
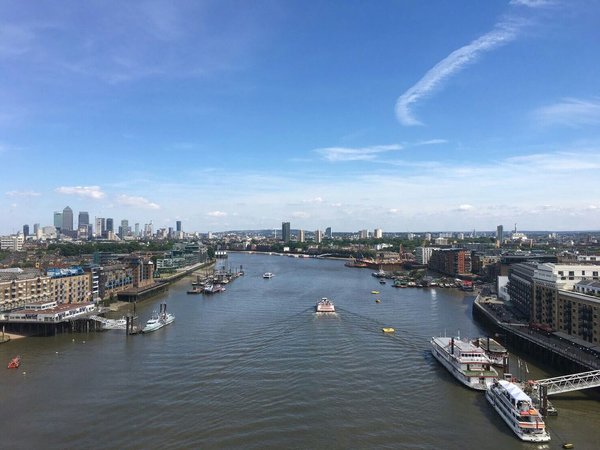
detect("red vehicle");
top-left (7, 355), bottom-right (21, 369)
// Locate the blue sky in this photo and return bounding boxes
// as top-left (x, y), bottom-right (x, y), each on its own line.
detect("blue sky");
top-left (2, 0), bottom-right (600, 234)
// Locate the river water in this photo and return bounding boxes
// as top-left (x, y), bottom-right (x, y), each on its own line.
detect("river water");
top-left (1, 253), bottom-right (599, 449)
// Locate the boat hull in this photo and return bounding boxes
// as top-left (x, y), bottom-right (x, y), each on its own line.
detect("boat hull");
top-left (485, 385), bottom-right (551, 442)
top-left (430, 338), bottom-right (496, 391)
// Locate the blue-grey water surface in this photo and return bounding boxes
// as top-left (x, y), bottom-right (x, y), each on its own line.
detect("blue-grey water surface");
top-left (1, 253), bottom-right (599, 449)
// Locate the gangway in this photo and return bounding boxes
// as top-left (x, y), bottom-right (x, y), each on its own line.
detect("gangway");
top-left (533, 369), bottom-right (600, 414)
top-left (536, 369), bottom-right (600, 396)
top-left (89, 315), bottom-right (127, 330)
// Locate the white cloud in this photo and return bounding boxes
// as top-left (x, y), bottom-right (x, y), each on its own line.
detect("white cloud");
top-left (396, 16), bottom-right (523, 126)
top-left (117, 194), bottom-right (160, 209)
top-left (303, 197), bottom-right (324, 204)
top-left (458, 204), bottom-right (474, 211)
top-left (533, 98), bottom-right (600, 127)
top-left (207, 211), bottom-right (227, 217)
top-left (413, 139), bottom-right (448, 146)
top-left (5, 190), bottom-right (41, 197)
top-left (316, 144), bottom-right (402, 162)
top-left (0, 24), bottom-right (35, 58)
top-left (292, 211), bottom-right (310, 219)
top-left (56, 185), bottom-right (105, 199)
top-left (505, 152), bottom-right (600, 171)
top-left (510, 0), bottom-right (553, 7)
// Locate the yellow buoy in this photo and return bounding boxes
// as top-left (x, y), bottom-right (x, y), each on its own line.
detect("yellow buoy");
top-left (371, 290), bottom-right (380, 294)
top-left (382, 327), bottom-right (395, 333)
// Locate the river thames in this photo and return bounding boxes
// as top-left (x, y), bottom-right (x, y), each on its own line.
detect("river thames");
top-left (1, 253), bottom-right (599, 449)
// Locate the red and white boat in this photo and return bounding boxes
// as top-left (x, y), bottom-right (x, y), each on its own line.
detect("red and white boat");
top-left (7, 355), bottom-right (21, 369)
top-left (316, 298), bottom-right (335, 313)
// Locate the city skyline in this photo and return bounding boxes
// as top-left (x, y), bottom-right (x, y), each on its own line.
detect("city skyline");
top-left (2, 1), bottom-right (600, 234)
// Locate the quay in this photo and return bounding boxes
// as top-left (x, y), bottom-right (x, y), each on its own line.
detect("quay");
top-left (117, 261), bottom-right (214, 302)
top-left (0, 261), bottom-right (215, 337)
top-left (473, 294), bottom-right (600, 373)
top-left (474, 294), bottom-right (600, 416)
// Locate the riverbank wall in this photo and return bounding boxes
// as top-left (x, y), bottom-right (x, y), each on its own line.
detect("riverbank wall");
top-left (473, 295), bottom-right (600, 374)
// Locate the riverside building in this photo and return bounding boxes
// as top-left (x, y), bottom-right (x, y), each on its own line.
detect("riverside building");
top-left (507, 262), bottom-right (600, 344)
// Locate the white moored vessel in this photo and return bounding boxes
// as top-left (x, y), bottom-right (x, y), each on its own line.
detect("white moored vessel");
top-left (263, 272), bottom-right (274, 279)
top-left (315, 297), bottom-right (335, 313)
top-left (430, 336), bottom-right (498, 390)
top-left (486, 379), bottom-right (551, 442)
top-left (142, 304), bottom-right (175, 333)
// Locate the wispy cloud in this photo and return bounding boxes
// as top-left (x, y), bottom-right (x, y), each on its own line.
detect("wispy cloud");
top-left (412, 139), bottom-right (448, 146)
top-left (316, 144), bottom-right (402, 162)
top-left (5, 190), bottom-right (41, 197)
top-left (303, 197), bottom-right (324, 204)
top-left (292, 211), bottom-right (310, 219)
top-left (504, 151), bottom-right (600, 171)
top-left (509, 0), bottom-right (554, 7)
top-left (0, 24), bottom-right (36, 58)
top-left (207, 211), bottom-right (227, 217)
top-left (56, 185), bottom-right (105, 199)
top-left (533, 98), bottom-right (600, 127)
top-left (117, 194), bottom-right (160, 209)
top-left (457, 204), bottom-right (475, 211)
top-left (396, 17), bottom-right (522, 126)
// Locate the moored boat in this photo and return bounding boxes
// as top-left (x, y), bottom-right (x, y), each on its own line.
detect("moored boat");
top-left (474, 337), bottom-right (509, 366)
top-left (142, 304), bottom-right (175, 333)
top-left (430, 336), bottom-right (498, 390)
top-left (263, 272), bottom-right (274, 279)
top-left (316, 297), bottom-right (335, 313)
top-left (486, 379), bottom-right (551, 442)
top-left (7, 355), bottom-right (21, 369)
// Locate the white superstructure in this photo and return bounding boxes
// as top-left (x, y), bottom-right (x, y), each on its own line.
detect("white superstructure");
top-left (430, 336), bottom-right (498, 390)
top-left (316, 297), bottom-right (335, 313)
top-left (142, 309), bottom-right (175, 333)
top-left (485, 379), bottom-right (551, 442)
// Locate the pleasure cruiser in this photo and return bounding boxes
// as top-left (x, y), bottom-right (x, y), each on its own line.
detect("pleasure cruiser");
top-left (430, 336), bottom-right (498, 390)
top-left (486, 379), bottom-right (551, 442)
top-left (316, 297), bottom-right (335, 313)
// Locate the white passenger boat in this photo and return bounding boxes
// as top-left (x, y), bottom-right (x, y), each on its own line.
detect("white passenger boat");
top-left (103, 316), bottom-right (127, 330)
top-left (263, 272), bottom-right (274, 279)
top-left (315, 297), bottom-right (335, 313)
top-left (142, 305), bottom-right (175, 333)
top-left (485, 379), bottom-right (551, 442)
top-left (430, 336), bottom-right (498, 390)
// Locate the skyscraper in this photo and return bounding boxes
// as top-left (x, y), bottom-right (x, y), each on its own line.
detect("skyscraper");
top-left (299, 229), bottom-right (305, 243)
top-left (22, 224), bottom-right (29, 238)
top-left (496, 225), bottom-right (504, 248)
top-left (176, 221), bottom-right (182, 232)
top-left (119, 219), bottom-right (129, 239)
top-left (78, 211), bottom-right (89, 228)
top-left (62, 206), bottom-right (73, 231)
top-left (315, 229), bottom-right (323, 243)
top-left (33, 223), bottom-right (40, 235)
top-left (325, 227), bottom-right (332, 239)
top-left (95, 217), bottom-right (105, 237)
top-left (282, 222), bottom-right (291, 243)
top-left (106, 218), bottom-right (114, 233)
top-left (53, 211), bottom-right (63, 229)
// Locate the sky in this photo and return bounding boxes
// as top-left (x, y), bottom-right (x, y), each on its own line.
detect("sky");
top-left (1, 0), bottom-right (600, 234)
